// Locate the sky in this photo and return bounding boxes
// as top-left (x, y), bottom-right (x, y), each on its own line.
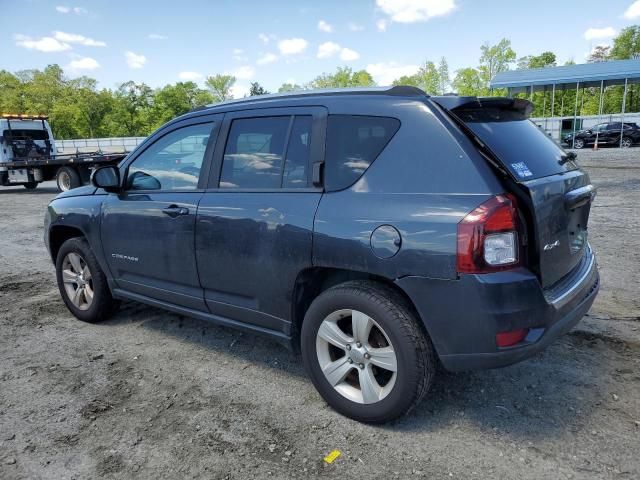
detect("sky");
top-left (2, 0), bottom-right (640, 96)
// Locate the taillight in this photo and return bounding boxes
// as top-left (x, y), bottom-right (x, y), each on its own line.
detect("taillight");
top-left (457, 195), bottom-right (519, 273)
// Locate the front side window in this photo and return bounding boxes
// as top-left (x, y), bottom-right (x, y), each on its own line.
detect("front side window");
top-left (220, 115), bottom-right (312, 189)
top-left (127, 123), bottom-right (214, 191)
top-left (324, 115), bottom-right (400, 191)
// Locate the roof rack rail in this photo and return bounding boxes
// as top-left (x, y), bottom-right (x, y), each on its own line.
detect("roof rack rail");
top-left (190, 85), bottom-right (428, 112)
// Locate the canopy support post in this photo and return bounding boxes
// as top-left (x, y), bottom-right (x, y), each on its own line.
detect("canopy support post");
top-left (595, 80), bottom-right (604, 148)
top-left (572, 82), bottom-right (579, 149)
top-left (620, 78), bottom-right (629, 148)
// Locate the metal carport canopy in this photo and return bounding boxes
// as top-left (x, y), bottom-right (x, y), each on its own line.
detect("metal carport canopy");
top-left (491, 58), bottom-right (640, 93)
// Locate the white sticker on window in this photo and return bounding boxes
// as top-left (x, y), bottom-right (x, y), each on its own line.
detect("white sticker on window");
top-left (511, 162), bottom-right (533, 178)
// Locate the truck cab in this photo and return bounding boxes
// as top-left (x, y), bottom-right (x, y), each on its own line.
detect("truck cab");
top-left (0, 114), bottom-right (56, 189)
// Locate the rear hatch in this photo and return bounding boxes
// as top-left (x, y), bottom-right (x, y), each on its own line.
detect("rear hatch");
top-left (432, 96), bottom-right (595, 288)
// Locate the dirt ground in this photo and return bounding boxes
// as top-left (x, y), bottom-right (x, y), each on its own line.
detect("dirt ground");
top-left (1, 149), bottom-right (639, 479)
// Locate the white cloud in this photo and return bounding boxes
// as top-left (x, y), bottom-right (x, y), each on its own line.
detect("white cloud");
top-left (376, 0), bottom-right (456, 23)
top-left (367, 61), bottom-right (420, 85)
top-left (624, 0), bottom-right (640, 19)
top-left (53, 31), bottom-right (106, 47)
top-left (278, 38), bottom-right (308, 55)
top-left (340, 47), bottom-right (360, 61)
top-left (348, 22), bottom-right (364, 31)
top-left (258, 33), bottom-right (270, 44)
top-left (584, 27), bottom-right (617, 40)
top-left (14, 34), bottom-right (71, 52)
top-left (148, 33), bottom-right (167, 40)
top-left (317, 42), bottom-right (360, 61)
top-left (68, 57), bottom-right (100, 70)
top-left (179, 71), bottom-right (203, 81)
top-left (232, 48), bottom-right (248, 62)
top-left (376, 19), bottom-right (389, 32)
top-left (318, 20), bottom-right (334, 33)
top-left (231, 84), bottom-right (250, 98)
top-left (125, 51), bottom-right (146, 69)
top-left (56, 5), bottom-right (86, 14)
top-left (232, 65), bottom-right (255, 80)
top-left (317, 41), bottom-right (341, 58)
top-left (257, 52), bottom-right (278, 65)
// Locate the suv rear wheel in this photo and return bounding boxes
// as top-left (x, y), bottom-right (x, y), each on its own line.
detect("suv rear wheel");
top-left (55, 237), bottom-right (120, 322)
top-left (301, 280), bottom-right (435, 423)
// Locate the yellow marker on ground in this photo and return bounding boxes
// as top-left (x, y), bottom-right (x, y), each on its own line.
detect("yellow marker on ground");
top-left (323, 450), bottom-right (341, 464)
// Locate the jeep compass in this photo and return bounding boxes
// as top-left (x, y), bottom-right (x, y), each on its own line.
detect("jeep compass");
top-left (45, 87), bottom-right (599, 423)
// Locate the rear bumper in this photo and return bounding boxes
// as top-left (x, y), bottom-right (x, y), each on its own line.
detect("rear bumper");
top-left (396, 247), bottom-right (599, 372)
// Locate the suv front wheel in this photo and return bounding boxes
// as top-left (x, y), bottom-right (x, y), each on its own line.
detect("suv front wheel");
top-left (55, 237), bottom-right (120, 322)
top-left (301, 280), bottom-right (435, 423)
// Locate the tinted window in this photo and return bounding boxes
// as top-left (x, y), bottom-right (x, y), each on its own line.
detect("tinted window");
top-left (607, 123), bottom-right (621, 130)
top-left (283, 116), bottom-right (312, 188)
top-left (220, 115), bottom-right (312, 189)
top-left (127, 122), bottom-right (214, 191)
top-left (325, 115), bottom-right (400, 191)
top-left (220, 117), bottom-right (289, 189)
top-left (455, 108), bottom-right (577, 180)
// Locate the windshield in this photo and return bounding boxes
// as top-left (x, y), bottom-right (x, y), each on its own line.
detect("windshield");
top-left (454, 107), bottom-right (577, 180)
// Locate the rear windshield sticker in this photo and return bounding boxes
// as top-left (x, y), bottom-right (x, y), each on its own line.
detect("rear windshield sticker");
top-left (511, 162), bottom-right (533, 178)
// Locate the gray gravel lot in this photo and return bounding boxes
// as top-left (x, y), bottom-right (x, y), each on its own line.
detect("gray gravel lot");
top-left (1, 148), bottom-right (639, 479)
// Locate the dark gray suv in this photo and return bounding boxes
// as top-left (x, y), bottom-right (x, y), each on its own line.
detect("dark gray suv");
top-left (45, 87), bottom-right (599, 423)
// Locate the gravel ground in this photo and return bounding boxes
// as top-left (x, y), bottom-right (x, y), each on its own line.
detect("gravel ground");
top-left (1, 149), bottom-right (639, 479)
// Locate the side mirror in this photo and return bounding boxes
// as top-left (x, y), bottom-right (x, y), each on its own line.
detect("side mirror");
top-left (91, 166), bottom-right (121, 192)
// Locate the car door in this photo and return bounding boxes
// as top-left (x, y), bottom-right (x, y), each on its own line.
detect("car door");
top-left (101, 115), bottom-right (223, 311)
top-left (195, 107), bottom-right (326, 335)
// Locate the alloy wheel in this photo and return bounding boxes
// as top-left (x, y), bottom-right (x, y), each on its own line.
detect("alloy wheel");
top-left (61, 252), bottom-right (94, 310)
top-left (316, 309), bottom-right (398, 404)
top-left (621, 138), bottom-right (632, 148)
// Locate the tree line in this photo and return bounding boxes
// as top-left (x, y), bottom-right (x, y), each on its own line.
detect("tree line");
top-left (1, 26), bottom-right (638, 139)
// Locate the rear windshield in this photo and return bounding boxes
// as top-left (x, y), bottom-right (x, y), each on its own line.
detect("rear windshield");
top-left (455, 107), bottom-right (576, 180)
top-left (3, 129), bottom-right (49, 141)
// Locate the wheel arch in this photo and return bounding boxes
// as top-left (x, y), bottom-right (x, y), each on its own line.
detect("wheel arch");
top-left (290, 267), bottom-right (428, 351)
top-left (49, 225), bottom-right (86, 263)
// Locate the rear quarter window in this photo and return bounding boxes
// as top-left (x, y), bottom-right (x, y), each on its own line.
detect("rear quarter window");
top-left (324, 115), bottom-right (400, 191)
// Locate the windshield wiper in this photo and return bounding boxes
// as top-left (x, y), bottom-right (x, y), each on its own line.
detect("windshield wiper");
top-left (559, 151), bottom-right (577, 165)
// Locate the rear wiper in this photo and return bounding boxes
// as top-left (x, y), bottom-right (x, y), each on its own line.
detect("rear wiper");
top-left (559, 151), bottom-right (577, 165)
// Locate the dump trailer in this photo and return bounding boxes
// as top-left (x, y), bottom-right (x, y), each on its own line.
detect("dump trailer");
top-left (0, 114), bottom-right (126, 192)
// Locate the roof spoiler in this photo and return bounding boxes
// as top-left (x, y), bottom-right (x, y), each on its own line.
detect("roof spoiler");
top-left (431, 96), bottom-right (534, 118)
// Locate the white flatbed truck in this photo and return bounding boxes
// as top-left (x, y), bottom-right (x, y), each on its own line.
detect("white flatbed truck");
top-left (0, 114), bottom-right (126, 192)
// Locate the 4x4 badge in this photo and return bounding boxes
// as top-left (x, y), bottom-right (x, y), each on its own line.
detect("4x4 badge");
top-left (543, 240), bottom-right (560, 251)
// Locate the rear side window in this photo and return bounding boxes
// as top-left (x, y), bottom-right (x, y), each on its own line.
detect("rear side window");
top-left (220, 115), bottom-right (312, 189)
top-left (324, 115), bottom-right (400, 191)
top-left (455, 107), bottom-right (576, 180)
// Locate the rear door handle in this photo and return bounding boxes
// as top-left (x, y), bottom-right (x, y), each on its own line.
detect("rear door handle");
top-left (162, 205), bottom-right (189, 217)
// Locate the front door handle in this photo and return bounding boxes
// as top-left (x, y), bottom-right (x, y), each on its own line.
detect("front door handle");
top-left (162, 205), bottom-right (189, 217)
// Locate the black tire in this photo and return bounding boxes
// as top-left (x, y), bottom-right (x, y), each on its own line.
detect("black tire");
top-left (23, 182), bottom-right (38, 190)
top-left (621, 136), bottom-right (633, 148)
top-left (573, 138), bottom-right (585, 149)
top-left (56, 167), bottom-right (81, 192)
top-left (301, 280), bottom-right (435, 423)
top-left (55, 237), bottom-right (120, 323)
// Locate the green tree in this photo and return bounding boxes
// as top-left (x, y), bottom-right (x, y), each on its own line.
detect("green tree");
top-left (452, 68), bottom-right (483, 96)
top-left (249, 82), bottom-right (269, 96)
top-left (437, 57), bottom-right (450, 94)
top-left (308, 66), bottom-right (374, 89)
top-left (517, 51), bottom-right (556, 69)
top-left (205, 74), bottom-right (236, 102)
top-left (278, 83), bottom-right (303, 93)
top-left (479, 39), bottom-right (516, 92)
top-left (610, 25), bottom-right (640, 59)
